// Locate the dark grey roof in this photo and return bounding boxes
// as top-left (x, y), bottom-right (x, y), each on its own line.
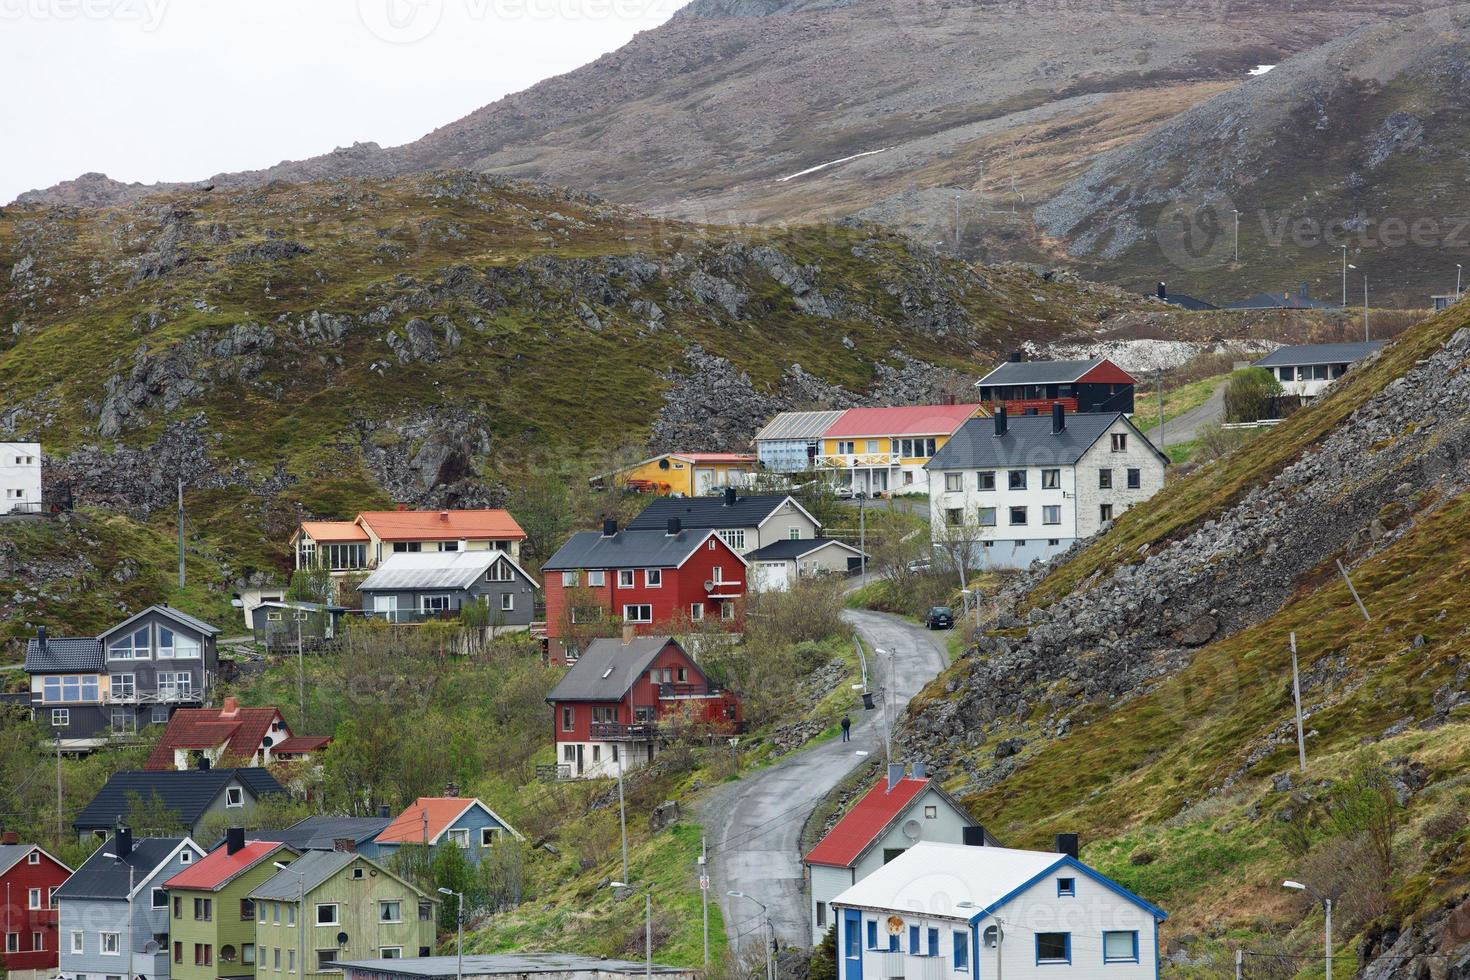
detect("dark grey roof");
top-left (24, 637), bottom-right (104, 673)
top-left (747, 538), bottom-right (863, 561)
top-left (926, 413), bottom-right (1167, 469)
top-left (626, 494), bottom-right (810, 532)
top-left (1252, 342), bottom-right (1385, 367)
top-left (74, 769), bottom-right (285, 831)
top-left (270, 816), bottom-right (391, 851)
top-left (1224, 293), bottom-right (1338, 310)
top-left (1160, 293), bottom-right (1218, 311)
top-left (336, 954), bottom-right (691, 978)
top-left (55, 835), bottom-right (195, 899)
top-left (545, 637), bottom-right (679, 702)
top-left (542, 529), bottom-right (721, 571)
top-left (250, 849), bottom-right (360, 900)
top-left (104, 605), bottom-right (221, 639)
top-left (975, 359), bottom-right (1105, 386)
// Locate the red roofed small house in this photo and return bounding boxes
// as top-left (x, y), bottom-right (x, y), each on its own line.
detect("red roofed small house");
top-left (144, 698), bottom-right (330, 771)
top-left (0, 836), bottom-right (71, 976)
top-left (366, 798), bottom-right (523, 866)
top-left (803, 764), bottom-right (989, 943)
top-left (818, 404), bottom-right (982, 496)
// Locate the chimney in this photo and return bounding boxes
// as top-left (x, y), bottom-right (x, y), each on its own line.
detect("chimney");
top-left (1055, 833), bottom-right (1080, 860)
top-left (333, 838), bottom-right (357, 853)
top-left (622, 624), bottom-right (637, 646)
top-left (377, 805), bottom-right (391, 819)
top-left (226, 827), bottom-right (245, 855)
top-left (887, 763), bottom-right (904, 790)
top-left (962, 826), bottom-right (987, 847)
top-left (1157, 282), bottom-right (1166, 300)
top-left (993, 407), bottom-right (1008, 437)
top-left (1052, 403), bottom-right (1066, 434)
top-left (0, 831), bottom-right (17, 846)
top-left (36, 626), bottom-right (46, 650)
top-left (602, 518), bottom-right (618, 537)
top-left (220, 696), bottom-right (240, 718)
top-left (666, 518), bottom-right (681, 536)
top-left (723, 487), bottom-right (738, 507)
top-left (115, 827), bottom-right (133, 859)
top-left (1009, 351), bottom-right (1023, 363)
top-left (911, 762), bottom-right (927, 780)
top-left (197, 755), bottom-right (212, 771)
top-left (439, 510), bottom-right (449, 523)
top-left (395, 503), bottom-right (408, 512)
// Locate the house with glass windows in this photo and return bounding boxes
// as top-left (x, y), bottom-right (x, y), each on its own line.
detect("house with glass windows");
top-left (24, 606), bottom-right (221, 751)
top-left (0, 838), bottom-right (72, 980)
top-left (831, 839), bottom-right (1165, 980)
top-left (355, 551), bottom-right (538, 629)
top-left (360, 797), bottom-right (523, 865)
top-left (288, 510), bottom-right (527, 592)
top-left (248, 850), bottom-right (438, 980)
top-left (1252, 341), bottom-right (1384, 400)
top-left (72, 770), bottom-right (285, 843)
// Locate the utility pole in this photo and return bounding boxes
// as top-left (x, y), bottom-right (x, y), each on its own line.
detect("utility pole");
top-left (1233, 210), bottom-right (1241, 264)
top-left (1289, 632), bottom-right (1306, 773)
top-left (1363, 276), bottom-right (1370, 341)
top-left (296, 618), bottom-right (306, 730)
top-left (1336, 559), bottom-right (1371, 621)
top-left (858, 494), bottom-right (867, 586)
top-left (1157, 368), bottom-right (1165, 447)
top-left (699, 836), bottom-right (710, 969)
top-left (617, 755), bottom-right (629, 887)
top-left (54, 736), bottom-right (62, 844)
top-left (954, 193), bottom-right (962, 249)
top-left (1235, 948), bottom-right (1243, 980)
top-left (177, 478), bottom-right (186, 587)
top-left (1341, 246), bottom-right (1348, 309)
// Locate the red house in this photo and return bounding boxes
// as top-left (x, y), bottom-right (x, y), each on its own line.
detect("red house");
top-left (545, 634), bottom-right (743, 778)
top-left (541, 519), bottom-right (748, 664)
top-left (0, 837), bottom-right (71, 974)
top-left (975, 356), bottom-right (1137, 416)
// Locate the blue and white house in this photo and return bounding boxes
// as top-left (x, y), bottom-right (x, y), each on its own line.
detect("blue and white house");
top-left (55, 830), bottom-right (204, 980)
top-left (831, 839), bottom-right (1165, 980)
top-left (363, 797), bottom-right (524, 866)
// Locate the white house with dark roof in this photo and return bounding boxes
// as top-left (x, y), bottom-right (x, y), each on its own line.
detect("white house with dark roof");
top-left (831, 840), bottom-right (1165, 980)
top-left (925, 408), bottom-right (1166, 569)
top-left (1252, 341), bottom-right (1385, 399)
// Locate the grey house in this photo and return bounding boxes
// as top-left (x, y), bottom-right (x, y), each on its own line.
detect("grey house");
top-left (356, 551), bottom-right (539, 632)
top-left (55, 830), bottom-right (203, 980)
top-left (625, 491), bottom-right (824, 559)
top-left (25, 606), bottom-right (221, 750)
top-left (74, 769), bottom-right (285, 842)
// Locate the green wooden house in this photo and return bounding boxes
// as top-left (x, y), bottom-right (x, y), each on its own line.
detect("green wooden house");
top-left (249, 849), bottom-right (438, 980)
top-left (164, 831), bottom-right (300, 980)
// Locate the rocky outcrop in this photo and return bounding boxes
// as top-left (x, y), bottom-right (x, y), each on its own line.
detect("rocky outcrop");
top-left (358, 410), bottom-right (502, 507)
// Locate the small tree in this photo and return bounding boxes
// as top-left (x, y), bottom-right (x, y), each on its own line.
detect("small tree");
top-left (809, 925), bottom-right (839, 980)
top-left (1224, 366), bottom-right (1282, 423)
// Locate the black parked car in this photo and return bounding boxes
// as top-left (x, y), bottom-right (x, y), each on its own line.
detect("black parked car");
top-left (924, 606), bottom-right (955, 630)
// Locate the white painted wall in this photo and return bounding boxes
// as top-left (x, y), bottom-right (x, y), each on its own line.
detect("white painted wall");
top-left (0, 443), bottom-right (42, 514)
top-left (1071, 422), bottom-right (1166, 538)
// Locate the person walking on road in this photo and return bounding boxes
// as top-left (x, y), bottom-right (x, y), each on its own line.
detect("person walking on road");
top-left (840, 715), bottom-right (851, 742)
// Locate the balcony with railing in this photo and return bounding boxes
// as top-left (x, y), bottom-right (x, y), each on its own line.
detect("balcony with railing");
top-left (816, 453), bottom-right (900, 469)
top-left (589, 721), bottom-right (660, 741)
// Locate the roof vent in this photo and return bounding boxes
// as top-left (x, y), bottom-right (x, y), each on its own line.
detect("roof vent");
top-left (439, 511), bottom-right (450, 522)
top-left (1055, 833), bottom-right (1079, 860)
top-left (1052, 403), bottom-right (1066, 434)
top-left (378, 805), bottom-right (391, 819)
top-left (1157, 281), bottom-right (1167, 300)
top-left (602, 518), bottom-right (618, 538)
top-left (724, 487), bottom-right (738, 507)
top-left (115, 826), bottom-right (133, 859)
top-left (667, 518), bottom-right (681, 536)
top-left (226, 827), bottom-right (246, 855)
top-left (1009, 351), bottom-right (1024, 363)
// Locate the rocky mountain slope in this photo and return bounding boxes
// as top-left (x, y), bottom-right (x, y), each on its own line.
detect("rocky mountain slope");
top-left (17, 1), bottom-right (1447, 265)
top-left (898, 297), bottom-right (1470, 973)
top-left (0, 170), bottom-right (1143, 632)
top-left (1040, 5), bottom-right (1470, 302)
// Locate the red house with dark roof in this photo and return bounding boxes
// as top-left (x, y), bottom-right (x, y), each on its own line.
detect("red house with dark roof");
top-left (975, 356), bottom-right (1137, 416)
top-left (145, 698), bottom-right (329, 771)
top-left (0, 837), bottom-right (71, 973)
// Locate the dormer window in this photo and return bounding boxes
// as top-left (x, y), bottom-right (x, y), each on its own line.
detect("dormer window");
top-left (1056, 877), bottom-right (1075, 897)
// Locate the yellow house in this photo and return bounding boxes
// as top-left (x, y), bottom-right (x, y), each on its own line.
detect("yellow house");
top-left (818, 404), bottom-right (982, 495)
top-left (598, 452), bottom-right (760, 496)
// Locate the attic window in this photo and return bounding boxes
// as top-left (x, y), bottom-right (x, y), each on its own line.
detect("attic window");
top-left (1056, 877), bottom-right (1075, 897)
top-left (27, 852), bottom-right (39, 865)
top-left (180, 851), bottom-right (192, 864)
top-left (353, 867), bottom-right (365, 880)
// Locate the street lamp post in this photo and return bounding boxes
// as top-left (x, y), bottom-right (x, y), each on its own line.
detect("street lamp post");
top-left (1233, 209), bottom-right (1240, 264)
top-left (727, 891), bottom-right (774, 980)
top-left (616, 754), bottom-right (629, 886)
top-left (1283, 880), bottom-right (1333, 980)
top-left (437, 888), bottom-right (464, 980)
top-left (612, 883), bottom-right (652, 980)
top-left (102, 852), bottom-right (135, 976)
top-left (275, 861), bottom-right (306, 980)
top-left (1341, 246), bottom-right (1348, 308)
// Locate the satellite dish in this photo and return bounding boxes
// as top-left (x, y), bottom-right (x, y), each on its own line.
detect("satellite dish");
top-left (261, 736), bottom-right (274, 748)
top-left (901, 819), bottom-right (922, 842)
top-left (704, 580), bottom-right (715, 591)
top-left (885, 915), bottom-right (905, 936)
top-left (143, 941), bottom-right (159, 954)
top-left (336, 933), bottom-right (349, 947)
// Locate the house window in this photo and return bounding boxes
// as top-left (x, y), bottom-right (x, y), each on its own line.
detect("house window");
top-left (379, 901), bottom-right (402, 923)
top-left (1103, 931), bottom-right (1139, 963)
top-left (109, 708), bottom-right (135, 734)
top-left (587, 570), bottom-right (606, 587)
top-left (315, 903), bottom-right (339, 925)
top-left (161, 627), bottom-right (199, 660)
top-left (866, 921), bottom-right (878, 950)
top-left (380, 948), bottom-right (403, 960)
top-left (151, 888), bottom-right (167, 909)
top-left (645, 568), bottom-right (663, 587)
top-left (690, 603), bottom-right (704, 622)
top-left (562, 571), bottom-right (578, 587)
top-left (977, 471), bottom-right (996, 490)
top-left (882, 848), bottom-right (906, 864)
top-left (717, 529), bottom-right (746, 550)
top-left (44, 676), bottom-right (99, 703)
top-left (27, 852), bottom-right (39, 865)
top-left (258, 901), bottom-right (267, 924)
top-left (623, 605), bottom-right (653, 623)
top-left (500, 593), bottom-right (515, 612)
top-left (788, 527), bottom-right (802, 540)
top-left (1127, 468), bottom-right (1142, 489)
top-left (1056, 877), bottom-right (1075, 897)
top-left (924, 805), bottom-right (937, 819)
top-left (1098, 469), bottom-right (1113, 489)
top-left (1100, 504), bottom-right (1114, 522)
top-left (27, 888), bottom-right (41, 909)
top-left (837, 441), bottom-right (855, 455)
top-left (562, 745), bottom-right (575, 762)
top-left (618, 569), bottom-right (635, 588)
top-left (953, 931), bottom-right (968, 971)
top-left (1009, 506), bottom-right (1028, 526)
top-left (194, 943), bottom-right (212, 966)
top-left (101, 932), bottom-right (120, 954)
top-left (351, 869), bottom-right (363, 881)
top-left (71, 931), bottom-right (83, 954)
top-left (592, 745), bottom-right (601, 762)
top-left (287, 904), bottom-right (296, 925)
top-left (816, 903), bottom-right (826, 930)
top-left (50, 709), bottom-right (68, 727)
top-left (392, 542), bottom-right (423, 553)
top-left (180, 849), bottom-right (191, 862)
top-left (316, 950), bottom-right (339, 971)
top-left (243, 943), bottom-right (256, 965)
top-left (194, 897), bottom-right (212, 920)
top-left (944, 508), bottom-right (963, 527)
top-left (1111, 433), bottom-right (1128, 452)
top-left (241, 899), bottom-right (255, 921)
top-left (1035, 932), bottom-right (1070, 964)
top-left (447, 829), bottom-right (470, 848)
top-left (420, 595), bottom-right (452, 614)
top-left (287, 949), bottom-right (296, 972)
top-left (1043, 506), bottom-right (1061, 525)
top-left (157, 672), bottom-right (193, 702)
top-left (677, 667), bottom-right (688, 683)
top-left (845, 920), bottom-right (860, 959)
top-left (908, 925), bottom-right (920, 955)
top-left (438, 541), bottom-right (459, 552)
top-left (152, 706), bottom-right (171, 724)
top-left (107, 627), bottom-right (149, 660)
top-left (978, 508), bottom-right (997, 527)
top-left (419, 902), bottom-right (433, 922)
top-left (173, 941), bottom-right (182, 964)
top-left (561, 706), bottom-right (574, 732)
top-left (273, 948), bottom-right (282, 969)
top-left (112, 674), bottom-right (135, 701)
top-left (1041, 469), bottom-right (1060, 490)
top-left (721, 602), bottom-right (736, 622)
top-left (1008, 470), bottom-right (1027, 490)
top-left (481, 827), bottom-right (500, 847)
top-left (944, 473), bottom-right (963, 492)
top-left (865, 439), bottom-right (880, 454)
top-left (226, 787), bottom-right (244, 807)
top-left (928, 928), bottom-right (939, 958)
top-left (486, 561), bottom-right (515, 583)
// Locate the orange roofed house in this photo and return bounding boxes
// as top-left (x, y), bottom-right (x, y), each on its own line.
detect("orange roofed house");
top-left (144, 696), bottom-right (330, 771)
top-left (289, 508), bottom-right (527, 582)
top-left (362, 797), bottom-right (523, 866)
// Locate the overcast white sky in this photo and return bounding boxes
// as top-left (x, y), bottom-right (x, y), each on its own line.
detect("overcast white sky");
top-left (0, 0), bottom-right (684, 202)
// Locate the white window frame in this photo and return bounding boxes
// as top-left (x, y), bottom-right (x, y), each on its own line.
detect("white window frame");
top-left (943, 473), bottom-right (963, 492)
top-left (561, 571), bottom-right (578, 588)
top-left (1042, 506), bottom-right (1061, 526)
top-left (51, 709), bottom-right (68, 727)
top-left (379, 947), bottom-right (403, 960)
top-left (225, 787), bottom-right (244, 808)
top-left (788, 527), bottom-right (801, 540)
top-left (1041, 469), bottom-right (1060, 490)
top-left (100, 932), bottom-right (120, 955)
top-left (481, 827), bottom-right (501, 847)
top-left (111, 674), bottom-right (135, 701)
top-left (645, 568), bottom-right (662, 588)
top-left (315, 903), bottom-right (339, 926)
top-left (721, 601), bottom-right (736, 622)
top-left (500, 593), bottom-right (514, 612)
top-left (623, 605), bottom-right (653, 624)
top-left (71, 931), bottom-right (83, 954)
top-left (587, 570), bottom-right (606, 587)
top-left (446, 829), bottom-right (470, 849)
top-left (689, 603), bottom-right (704, 622)
top-left (420, 594), bottom-right (452, 614)
top-left (716, 529), bottom-right (746, 551)
top-left (27, 852), bottom-right (40, 865)
top-left (28, 888), bottom-right (41, 910)
top-left (379, 901), bottom-right (403, 923)
top-left (618, 569), bottom-right (635, 588)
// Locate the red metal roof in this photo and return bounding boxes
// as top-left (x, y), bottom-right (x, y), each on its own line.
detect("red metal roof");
top-left (162, 840), bottom-right (285, 891)
top-left (145, 701), bottom-right (288, 770)
top-left (357, 509), bottom-right (526, 542)
top-left (803, 777), bottom-right (931, 868)
top-left (1076, 359), bottom-right (1138, 386)
top-left (672, 453), bottom-right (758, 464)
top-left (375, 798), bottom-right (480, 845)
top-left (299, 520), bottom-right (370, 543)
top-left (823, 405), bottom-right (980, 438)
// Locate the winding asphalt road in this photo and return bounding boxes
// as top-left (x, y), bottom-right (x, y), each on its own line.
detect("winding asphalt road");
top-left (1142, 381), bottom-right (1227, 448)
top-left (698, 608), bottom-right (950, 952)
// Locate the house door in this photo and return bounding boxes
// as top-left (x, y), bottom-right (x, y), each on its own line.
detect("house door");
top-left (575, 744), bottom-right (584, 776)
top-left (373, 595), bottom-right (394, 620)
